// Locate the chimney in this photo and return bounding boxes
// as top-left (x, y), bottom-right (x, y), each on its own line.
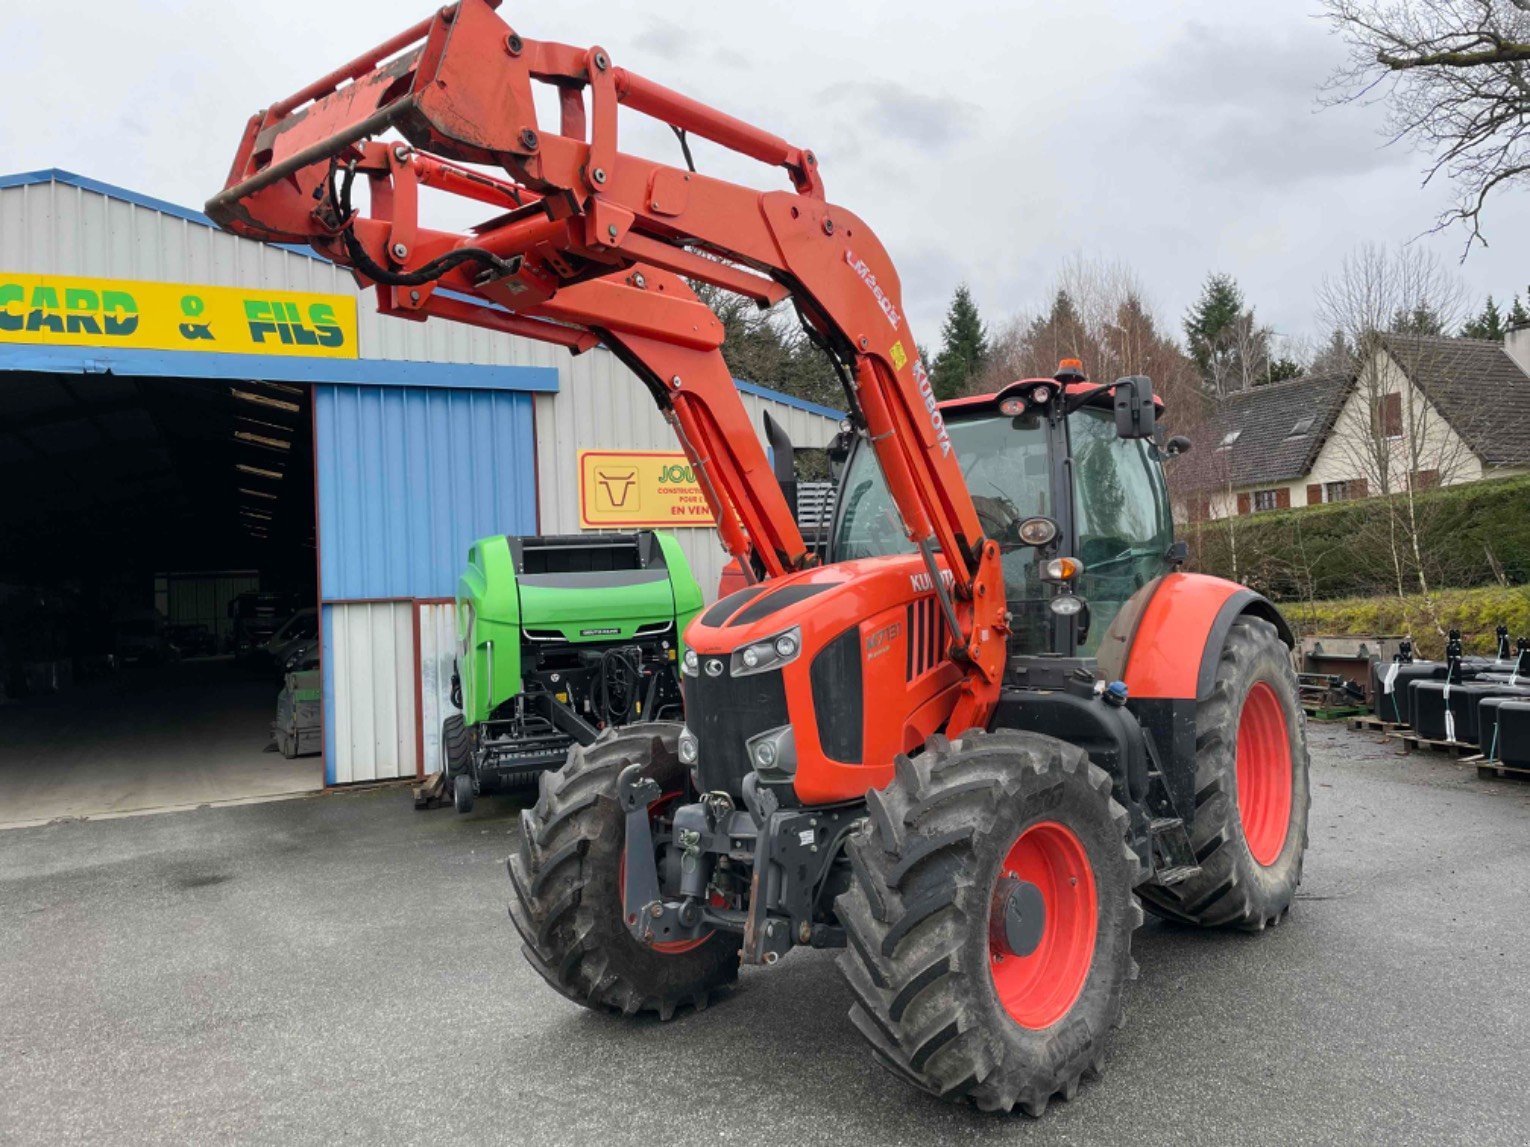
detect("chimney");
top-left (1509, 324), bottom-right (1530, 376)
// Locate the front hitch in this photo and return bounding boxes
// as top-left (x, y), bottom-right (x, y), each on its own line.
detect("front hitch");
top-left (616, 764), bottom-right (708, 949)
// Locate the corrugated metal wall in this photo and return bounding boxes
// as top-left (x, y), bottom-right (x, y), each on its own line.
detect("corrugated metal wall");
top-left (322, 602), bottom-right (418, 785)
top-left (416, 602), bottom-right (461, 777)
top-left (534, 349), bottom-right (841, 598)
top-left (0, 176), bottom-right (561, 371)
top-left (313, 384), bottom-right (538, 601)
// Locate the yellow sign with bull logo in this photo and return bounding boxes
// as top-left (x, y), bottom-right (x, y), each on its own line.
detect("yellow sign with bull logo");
top-left (0, 272), bottom-right (358, 358)
top-left (578, 450), bottom-right (718, 529)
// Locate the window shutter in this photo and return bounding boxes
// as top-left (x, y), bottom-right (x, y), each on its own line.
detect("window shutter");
top-left (1351, 477), bottom-right (1368, 499)
top-left (1276, 488), bottom-right (1291, 509)
top-left (1236, 492), bottom-right (1250, 516)
top-left (1306, 483), bottom-right (1323, 505)
top-left (1415, 469), bottom-right (1439, 490)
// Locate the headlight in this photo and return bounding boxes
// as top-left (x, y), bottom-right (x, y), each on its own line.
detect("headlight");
top-left (678, 727), bottom-right (699, 765)
top-left (746, 725), bottom-right (795, 778)
top-left (1017, 517), bottom-right (1058, 547)
top-left (731, 627), bottom-right (803, 677)
top-left (1049, 594), bottom-right (1086, 617)
top-left (682, 649), bottom-right (699, 676)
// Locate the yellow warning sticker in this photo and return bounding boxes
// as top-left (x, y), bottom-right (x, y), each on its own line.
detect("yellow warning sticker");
top-left (889, 341), bottom-right (908, 371)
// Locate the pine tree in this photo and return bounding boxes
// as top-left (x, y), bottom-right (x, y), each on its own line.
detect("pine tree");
top-left (1460, 295), bottom-right (1505, 340)
top-left (1511, 294), bottom-right (1530, 329)
top-left (930, 284), bottom-right (988, 400)
top-left (1266, 357), bottom-right (1304, 383)
top-left (1183, 273), bottom-right (1273, 395)
top-left (1389, 303), bottom-right (1446, 336)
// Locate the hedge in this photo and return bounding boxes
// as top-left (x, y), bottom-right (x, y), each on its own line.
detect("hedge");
top-left (1282, 585), bottom-right (1530, 660)
top-left (1183, 474), bottom-right (1530, 602)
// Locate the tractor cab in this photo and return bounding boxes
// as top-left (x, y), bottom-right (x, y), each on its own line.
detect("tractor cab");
top-left (826, 360), bottom-right (1177, 663)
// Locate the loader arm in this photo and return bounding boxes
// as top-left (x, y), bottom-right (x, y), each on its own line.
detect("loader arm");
top-left (206, 0), bottom-right (1008, 716)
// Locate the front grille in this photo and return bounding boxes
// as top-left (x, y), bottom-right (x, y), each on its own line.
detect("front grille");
top-left (684, 667), bottom-right (788, 797)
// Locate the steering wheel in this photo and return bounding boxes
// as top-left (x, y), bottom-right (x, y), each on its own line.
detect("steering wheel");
top-left (971, 495), bottom-right (1021, 544)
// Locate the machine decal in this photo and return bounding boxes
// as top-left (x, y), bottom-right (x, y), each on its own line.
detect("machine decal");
top-left (889, 341), bottom-right (908, 371)
top-left (844, 249), bottom-right (902, 330)
top-left (865, 620), bottom-right (900, 661)
top-left (912, 359), bottom-right (953, 456)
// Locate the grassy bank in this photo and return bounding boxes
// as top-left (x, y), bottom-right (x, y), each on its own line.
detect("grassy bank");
top-left (1283, 584), bottom-right (1530, 659)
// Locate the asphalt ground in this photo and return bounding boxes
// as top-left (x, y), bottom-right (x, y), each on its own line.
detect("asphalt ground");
top-left (4, 723), bottom-right (1530, 1145)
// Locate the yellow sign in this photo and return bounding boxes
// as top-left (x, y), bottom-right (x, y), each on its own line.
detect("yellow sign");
top-left (578, 450), bottom-right (717, 529)
top-left (0, 272), bottom-right (358, 358)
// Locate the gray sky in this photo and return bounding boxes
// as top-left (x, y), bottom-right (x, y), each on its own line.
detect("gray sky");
top-left (5, 0), bottom-right (1526, 353)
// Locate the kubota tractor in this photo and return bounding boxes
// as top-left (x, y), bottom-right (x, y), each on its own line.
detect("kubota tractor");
top-left (206, 0), bottom-right (1310, 1114)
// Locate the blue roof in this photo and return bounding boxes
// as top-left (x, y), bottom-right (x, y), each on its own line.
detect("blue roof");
top-left (0, 168), bottom-right (845, 421)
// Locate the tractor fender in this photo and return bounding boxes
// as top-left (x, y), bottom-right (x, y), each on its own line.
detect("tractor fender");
top-left (1111, 572), bottom-right (1294, 703)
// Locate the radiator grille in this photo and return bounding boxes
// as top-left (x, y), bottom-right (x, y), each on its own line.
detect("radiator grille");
top-left (683, 668), bottom-right (788, 797)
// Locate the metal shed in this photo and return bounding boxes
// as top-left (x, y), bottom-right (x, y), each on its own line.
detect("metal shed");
top-left (0, 169), bottom-right (841, 805)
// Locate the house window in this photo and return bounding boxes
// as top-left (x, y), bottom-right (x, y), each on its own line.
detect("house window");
top-left (1287, 417), bottom-right (1315, 438)
top-left (1374, 392), bottom-right (1403, 439)
top-left (1323, 480), bottom-right (1351, 503)
top-left (1219, 429), bottom-right (1242, 449)
top-left (1252, 489), bottom-right (1281, 512)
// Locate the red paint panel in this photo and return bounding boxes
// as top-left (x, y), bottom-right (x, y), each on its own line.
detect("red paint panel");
top-left (1122, 572), bottom-right (1243, 700)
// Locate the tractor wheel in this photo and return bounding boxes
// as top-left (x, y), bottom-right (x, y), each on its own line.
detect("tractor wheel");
top-left (507, 723), bottom-right (739, 1019)
top-left (1138, 615), bottom-right (1310, 931)
top-left (452, 772), bottom-right (475, 815)
top-left (837, 730), bottom-right (1141, 1115)
top-left (442, 714), bottom-right (472, 779)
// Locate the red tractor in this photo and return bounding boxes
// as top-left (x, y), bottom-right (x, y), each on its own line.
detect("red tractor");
top-left (208, 0), bottom-right (1309, 1114)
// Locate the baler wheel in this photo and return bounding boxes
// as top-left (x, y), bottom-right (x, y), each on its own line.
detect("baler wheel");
top-left (453, 772), bottom-right (475, 815)
top-left (837, 730), bottom-right (1141, 1115)
top-left (1138, 615), bottom-right (1311, 931)
top-left (507, 724), bottom-right (738, 1019)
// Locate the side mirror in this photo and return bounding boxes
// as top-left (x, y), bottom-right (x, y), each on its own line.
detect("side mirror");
top-left (1113, 375), bottom-right (1156, 440)
top-left (1164, 435), bottom-right (1192, 457)
top-left (762, 411), bottom-right (798, 517)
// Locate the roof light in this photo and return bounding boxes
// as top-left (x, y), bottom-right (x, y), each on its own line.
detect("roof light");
top-left (1049, 594), bottom-right (1086, 617)
top-left (1018, 517), bottom-right (1058, 547)
top-left (999, 397), bottom-right (1026, 417)
top-left (1059, 358), bottom-right (1083, 372)
top-left (1041, 557), bottom-right (1083, 583)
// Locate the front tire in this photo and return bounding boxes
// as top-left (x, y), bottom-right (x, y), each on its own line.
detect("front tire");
top-left (837, 730), bottom-right (1141, 1115)
top-left (1138, 615), bottom-right (1311, 931)
top-left (507, 724), bottom-right (739, 1019)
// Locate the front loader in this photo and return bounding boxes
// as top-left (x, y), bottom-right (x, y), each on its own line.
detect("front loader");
top-left (206, 0), bottom-right (1311, 1114)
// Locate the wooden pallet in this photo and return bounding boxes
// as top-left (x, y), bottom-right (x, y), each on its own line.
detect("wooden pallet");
top-left (1349, 714), bottom-right (1405, 733)
top-left (1472, 759), bottom-right (1530, 782)
top-left (1389, 731), bottom-right (1478, 758)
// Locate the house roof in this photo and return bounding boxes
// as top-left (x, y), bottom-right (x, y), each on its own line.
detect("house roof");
top-left (1379, 334), bottom-right (1530, 467)
top-left (1172, 372), bottom-right (1354, 493)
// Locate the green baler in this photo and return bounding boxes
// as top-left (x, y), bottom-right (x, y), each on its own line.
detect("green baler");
top-left (444, 531), bottom-right (702, 813)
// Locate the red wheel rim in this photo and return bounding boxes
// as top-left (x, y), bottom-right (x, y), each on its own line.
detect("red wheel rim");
top-left (1236, 681), bottom-right (1294, 866)
top-left (619, 790), bottom-right (712, 956)
top-left (989, 821), bottom-right (1097, 1030)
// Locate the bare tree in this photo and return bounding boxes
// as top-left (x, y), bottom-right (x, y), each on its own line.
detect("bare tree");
top-left (1315, 242), bottom-right (1476, 634)
top-left (1320, 0), bottom-right (1530, 250)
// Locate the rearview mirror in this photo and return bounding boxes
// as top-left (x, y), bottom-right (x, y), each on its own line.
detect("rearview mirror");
top-left (762, 411), bottom-right (798, 515)
top-left (1113, 376), bottom-right (1156, 440)
top-left (826, 426), bottom-right (854, 481)
top-left (1164, 435), bottom-right (1192, 457)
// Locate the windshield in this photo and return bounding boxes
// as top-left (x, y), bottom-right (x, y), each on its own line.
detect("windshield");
top-left (1070, 408), bottom-right (1175, 655)
top-left (830, 413), bottom-right (1054, 652)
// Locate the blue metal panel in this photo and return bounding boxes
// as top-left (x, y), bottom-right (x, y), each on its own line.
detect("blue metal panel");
top-left (315, 384), bottom-right (538, 600)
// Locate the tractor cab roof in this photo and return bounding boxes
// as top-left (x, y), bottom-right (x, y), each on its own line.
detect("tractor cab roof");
top-left (939, 361), bottom-right (1165, 419)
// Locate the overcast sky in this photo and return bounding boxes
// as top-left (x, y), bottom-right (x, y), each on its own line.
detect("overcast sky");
top-left (5, 0), bottom-right (1526, 354)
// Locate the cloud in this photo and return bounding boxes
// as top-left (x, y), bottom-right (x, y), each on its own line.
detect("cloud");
top-left (633, 20), bottom-right (689, 61)
top-left (1128, 21), bottom-right (1413, 186)
top-left (819, 82), bottom-right (981, 153)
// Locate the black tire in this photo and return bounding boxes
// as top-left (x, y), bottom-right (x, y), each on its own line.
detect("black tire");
top-left (507, 724), bottom-right (739, 1020)
top-left (443, 714), bottom-right (472, 779)
top-left (453, 772), bottom-right (475, 815)
top-left (1138, 616), bottom-right (1311, 931)
top-left (837, 730), bottom-right (1142, 1116)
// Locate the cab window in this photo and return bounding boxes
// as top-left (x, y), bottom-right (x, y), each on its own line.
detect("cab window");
top-left (1069, 408), bottom-right (1175, 655)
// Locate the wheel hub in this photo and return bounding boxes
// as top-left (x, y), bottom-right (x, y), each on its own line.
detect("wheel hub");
top-left (990, 876), bottom-right (1046, 958)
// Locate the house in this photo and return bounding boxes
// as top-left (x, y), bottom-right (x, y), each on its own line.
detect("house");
top-left (1172, 329), bottom-right (1530, 520)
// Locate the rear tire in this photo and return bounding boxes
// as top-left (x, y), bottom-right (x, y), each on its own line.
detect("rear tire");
top-left (837, 730), bottom-right (1141, 1115)
top-left (443, 714), bottom-right (471, 779)
top-left (507, 724), bottom-right (739, 1020)
top-left (1138, 616), bottom-right (1310, 931)
top-left (453, 772), bottom-right (475, 815)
